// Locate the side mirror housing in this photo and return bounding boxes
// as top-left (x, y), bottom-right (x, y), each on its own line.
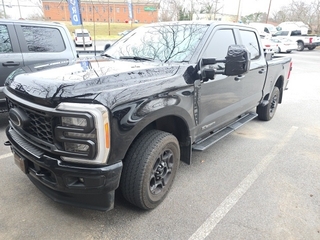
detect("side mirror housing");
top-left (224, 45), bottom-right (250, 76)
top-left (198, 45), bottom-right (250, 82)
top-left (104, 43), bottom-right (111, 51)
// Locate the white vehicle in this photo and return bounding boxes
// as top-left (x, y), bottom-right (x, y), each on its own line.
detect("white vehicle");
top-left (273, 29), bottom-right (320, 51)
top-left (270, 38), bottom-right (297, 53)
top-left (73, 29), bottom-right (92, 47)
top-left (249, 23), bottom-right (277, 38)
top-left (260, 36), bottom-right (278, 53)
top-left (277, 22), bottom-right (309, 35)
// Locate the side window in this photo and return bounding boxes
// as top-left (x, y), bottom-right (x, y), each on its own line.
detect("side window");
top-left (239, 30), bottom-right (260, 60)
top-left (21, 26), bottom-right (66, 52)
top-left (203, 29), bottom-right (235, 63)
top-left (0, 25), bottom-right (13, 53)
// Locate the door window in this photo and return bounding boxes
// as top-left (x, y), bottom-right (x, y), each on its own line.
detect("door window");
top-left (0, 25), bottom-right (13, 53)
top-left (203, 29), bottom-right (236, 60)
top-left (239, 30), bottom-right (260, 60)
top-left (21, 26), bottom-right (66, 52)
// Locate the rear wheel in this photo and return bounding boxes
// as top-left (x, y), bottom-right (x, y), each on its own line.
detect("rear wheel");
top-left (308, 46), bottom-right (316, 50)
top-left (257, 86), bottom-right (280, 121)
top-left (297, 41), bottom-right (304, 51)
top-left (120, 130), bottom-right (180, 210)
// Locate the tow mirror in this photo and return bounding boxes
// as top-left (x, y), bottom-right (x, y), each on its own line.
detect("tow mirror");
top-left (224, 45), bottom-right (250, 76)
top-left (199, 45), bottom-right (250, 81)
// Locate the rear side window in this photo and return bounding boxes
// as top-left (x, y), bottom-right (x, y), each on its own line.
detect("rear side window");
top-left (0, 25), bottom-right (13, 53)
top-left (21, 26), bottom-right (66, 52)
top-left (239, 30), bottom-right (260, 60)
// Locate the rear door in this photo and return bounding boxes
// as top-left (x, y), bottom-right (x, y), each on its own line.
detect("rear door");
top-left (13, 23), bottom-right (76, 67)
top-left (0, 23), bottom-right (24, 102)
top-left (236, 28), bottom-right (267, 112)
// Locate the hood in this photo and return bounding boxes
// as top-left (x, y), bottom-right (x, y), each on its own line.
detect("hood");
top-left (5, 57), bottom-right (181, 107)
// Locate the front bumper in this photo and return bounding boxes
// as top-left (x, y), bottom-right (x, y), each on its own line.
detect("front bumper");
top-left (6, 126), bottom-right (122, 211)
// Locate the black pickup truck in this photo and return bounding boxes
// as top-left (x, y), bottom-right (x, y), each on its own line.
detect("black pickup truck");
top-left (4, 22), bottom-right (292, 211)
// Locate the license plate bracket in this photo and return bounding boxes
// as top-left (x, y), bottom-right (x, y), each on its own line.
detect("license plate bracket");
top-left (14, 152), bottom-right (28, 174)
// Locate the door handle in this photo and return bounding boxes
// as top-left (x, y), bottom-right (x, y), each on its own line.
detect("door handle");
top-left (259, 69), bottom-right (265, 74)
top-left (234, 74), bottom-right (245, 81)
top-left (2, 61), bottom-right (20, 67)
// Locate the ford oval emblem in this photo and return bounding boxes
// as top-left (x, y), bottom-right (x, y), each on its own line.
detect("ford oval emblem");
top-left (9, 108), bottom-right (30, 129)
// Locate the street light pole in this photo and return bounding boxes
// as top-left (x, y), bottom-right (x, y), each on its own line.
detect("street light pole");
top-left (108, 0), bottom-right (110, 35)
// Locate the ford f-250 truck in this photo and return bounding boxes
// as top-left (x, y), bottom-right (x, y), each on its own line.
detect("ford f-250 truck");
top-left (4, 21), bottom-right (292, 211)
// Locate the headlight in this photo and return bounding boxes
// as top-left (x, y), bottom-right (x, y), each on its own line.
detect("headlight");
top-left (55, 103), bottom-right (110, 165)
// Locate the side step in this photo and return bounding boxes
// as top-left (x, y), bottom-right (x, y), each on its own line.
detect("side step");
top-left (192, 112), bottom-right (257, 151)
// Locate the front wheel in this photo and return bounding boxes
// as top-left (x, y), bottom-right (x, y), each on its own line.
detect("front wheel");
top-left (120, 130), bottom-right (180, 210)
top-left (257, 86), bottom-right (280, 121)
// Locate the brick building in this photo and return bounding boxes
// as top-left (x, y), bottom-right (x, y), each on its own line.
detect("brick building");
top-left (42, 0), bottom-right (158, 23)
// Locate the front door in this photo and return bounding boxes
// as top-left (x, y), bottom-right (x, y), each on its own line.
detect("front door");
top-left (195, 28), bottom-right (243, 137)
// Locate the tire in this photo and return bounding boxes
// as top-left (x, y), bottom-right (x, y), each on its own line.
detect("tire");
top-left (308, 46), bottom-right (316, 50)
top-left (120, 130), bottom-right (180, 210)
top-left (257, 86), bottom-right (280, 121)
top-left (286, 50), bottom-right (292, 53)
top-left (297, 41), bottom-right (304, 51)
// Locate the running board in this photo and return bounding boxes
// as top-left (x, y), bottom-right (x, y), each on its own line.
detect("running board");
top-left (192, 112), bottom-right (257, 151)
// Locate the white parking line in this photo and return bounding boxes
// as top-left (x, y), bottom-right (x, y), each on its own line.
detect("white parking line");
top-left (0, 153), bottom-right (13, 160)
top-left (189, 126), bottom-right (299, 240)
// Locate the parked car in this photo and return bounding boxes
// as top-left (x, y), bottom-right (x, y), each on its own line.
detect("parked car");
top-left (260, 36), bottom-right (278, 53)
top-left (249, 22), bottom-right (277, 38)
top-left (73, 28), bottom-right (92, 47)
top-left (270, 37), bottom-right (297, 53)
top-left (0, 19), bottom-right (78, 111)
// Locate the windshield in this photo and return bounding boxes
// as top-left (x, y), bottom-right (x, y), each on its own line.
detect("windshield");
top-left (105, 23), bottom-right (209, 63)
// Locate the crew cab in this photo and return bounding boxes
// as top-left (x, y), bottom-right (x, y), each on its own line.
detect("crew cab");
top-left (4, 22), bottom-right (292, 211)
top-left (0, 19), bottom-right (78, 111)
top-left (273, 29), bottom-right (320, 51)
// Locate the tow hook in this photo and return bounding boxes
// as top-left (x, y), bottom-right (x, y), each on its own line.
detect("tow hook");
top-left (4, 141), bottom-right (11, 146)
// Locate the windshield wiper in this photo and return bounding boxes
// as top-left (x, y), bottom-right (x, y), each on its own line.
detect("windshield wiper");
top-left (101, 53), bottom-right (115, 58)
top-left (119, 56), bottom-right (153, 61)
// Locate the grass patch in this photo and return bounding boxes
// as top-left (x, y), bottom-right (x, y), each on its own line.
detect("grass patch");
top-left (58, 21), bottom-right (145, 40)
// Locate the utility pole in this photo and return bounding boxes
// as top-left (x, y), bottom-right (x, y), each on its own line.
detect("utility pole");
top-left (236, 0), bottom-right (241, 22)
top-left (17, 0), bottom-right (22, 19)
top-left (266, 0), bottom-right (272, 23)
top-left (1, 0), bottom-right (7, 18)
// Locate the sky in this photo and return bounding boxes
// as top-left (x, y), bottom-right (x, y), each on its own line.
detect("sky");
top-left (1, 0), bottom-right (315, 20)
top-left (222, 0), bottom-right (313, 16)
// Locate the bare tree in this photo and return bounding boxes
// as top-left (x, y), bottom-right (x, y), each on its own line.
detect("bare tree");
top-left (199, 0), bottom-right (223, 20)
top-left (271, 0), bottom-right (316, 32)
top-left (310, 0), bottom-right (320, 34)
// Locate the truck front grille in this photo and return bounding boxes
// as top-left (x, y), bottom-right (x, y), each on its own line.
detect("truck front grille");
top-left (7, 99), bottom-right (55, 144)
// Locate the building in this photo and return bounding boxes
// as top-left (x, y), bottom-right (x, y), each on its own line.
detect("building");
top-left (42, 0), bottom-right (158, 23)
